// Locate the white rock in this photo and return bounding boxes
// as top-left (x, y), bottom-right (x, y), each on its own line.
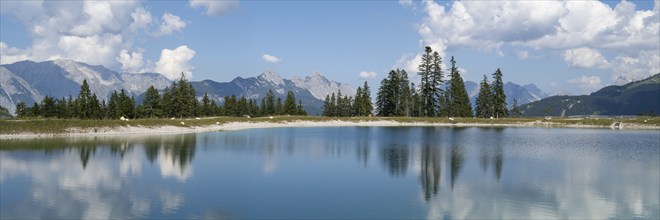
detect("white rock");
top-left (181, 122), bottom-right (185, 125)
top-left (171, 117), bottom-right (175, 120)
top-left (269, 116), bottom-right (273, 119)
top-left (195, 117), bottom-right (201, 120)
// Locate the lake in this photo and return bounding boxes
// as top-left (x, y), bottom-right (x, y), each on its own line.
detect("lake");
top-left (1, 127), bottom-right (658, 219)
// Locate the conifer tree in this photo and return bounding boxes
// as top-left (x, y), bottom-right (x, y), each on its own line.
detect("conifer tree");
top-left (475, 75), bottom-right (494, 118)
top-left (492, 68), bottom-right (507, 118)
top-left (76, 79), bottom-right (92, 119)
top-left (430, 51), bottom-right (444, 116)
top-left (265, 89), bottom-right (276, 115)
top-left (284, 91), bottom-right (297, 115)
top-left (447, 56), bottom-right (473, 117)
top-left (362, 81), bottom-right (373, 116)
top-left (41, 96), bottom-right (56, 118)
top-left (143, 85), bottom-right (161, 118)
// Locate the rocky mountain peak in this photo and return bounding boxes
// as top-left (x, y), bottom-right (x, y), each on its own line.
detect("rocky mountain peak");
top-left (258, 70), bottom-right (284, 85)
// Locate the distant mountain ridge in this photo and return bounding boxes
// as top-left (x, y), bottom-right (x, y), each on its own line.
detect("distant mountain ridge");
top-left (462, 80), bottom-right (548, 109)
top-left (1, 60), bottom-right (171, 116)
top-left (520, 73), bottom-right (660, 116)
top-left (191, 71), bottom-right (355, 115)
top-left (0, 60), bottom-right (355, 116)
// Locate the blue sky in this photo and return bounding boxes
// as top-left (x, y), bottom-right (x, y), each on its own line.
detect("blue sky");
top-left (1, 0), bottom-right (658, 95)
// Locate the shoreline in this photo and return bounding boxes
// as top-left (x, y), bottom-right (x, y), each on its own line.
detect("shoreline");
top-left (1, 119), bottom-right (658, 140)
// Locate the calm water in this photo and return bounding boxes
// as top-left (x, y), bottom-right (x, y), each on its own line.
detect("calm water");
top-left (1, 127), bottom-right (659, 219)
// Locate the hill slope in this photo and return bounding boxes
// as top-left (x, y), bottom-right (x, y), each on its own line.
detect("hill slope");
top-left (521, 73), bottom-right (660, 116)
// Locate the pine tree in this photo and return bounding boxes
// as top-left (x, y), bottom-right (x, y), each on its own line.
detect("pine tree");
top-left (238, 96), bottom-right (248, 116)
top-left (354, 86), bottom-right (363, 116)
top-left (15, 102), bottom-right (28, 117)
top-left (418, 46), bottom-right (442, 117)
top-left (143, 85), bottom-right (161, 118)
top-left (430, 51), bottom-right (444, 116)
top-left (475, 75), bottom-right (494, 118)
top-left (200, 93), bottom-right (211, 117)
top-left (322, 94), bottom-right (332, 116)
top-left (284, 91), bottom-right (297, 115)
top-left (362, 81), bottom-right (373, 116)
top-left (447, 56), bottom-right (473, 117)
top-left (492, 68), bottom-right (507, 118)
top-left (297, 100), bottom-right (307, 116)
top-left (265, 89), bottom-right (276, 115)
top-left (41, 96), bottom-right (56, 118)
top-left (276, 97), bottom-right (283, 115)
top-left (76, 79), bottom-right (92, 119)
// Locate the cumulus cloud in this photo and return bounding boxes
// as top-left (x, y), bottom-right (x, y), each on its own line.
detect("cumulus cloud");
top-left (358, 71), bottom-right (377, 79)
top-left (190, 0), bottom-right (239, 16)
top-left (611, 50), bottom-right (660, 84)
top-left (155, 45), bottom-right (196, 80)
top-left (261, 54), bottom-right (282, 63)
top-left (118, 50), bottom-right (144, 73)
top-left (0, 0), bottom-right (194, 79)
top-left (407, 0), bottom-right (660, 83)
top-left (563, 47), bottom-right (610, 69)
top-left (0, 42), bottom-right (30, 64)
top-left (155, 13), bottom-right (186, 36)
top-left (568, 75), bottom-right (602, 94)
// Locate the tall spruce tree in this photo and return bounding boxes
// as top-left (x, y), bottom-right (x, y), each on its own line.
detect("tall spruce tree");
top-left (475, 75), bottom-right (494, 118)
top-left (362, 81), bottom-right (372, 116)
top-left (265, 89), bottom-right (276, 115)
top-left (418, 46), bottom-right (435, 117)
top-left (447, 56), bottom-right (473, 117)
top-left (142, 85), bottom-right (161, 118)
top-left (430, 51), bottom-right (443, 116)
top-left (284, 91), bottom-right (297, 115)
top-left (76, 79), bottom-right (92, 119)
top-left (491, 68), bottom-right (507, 118)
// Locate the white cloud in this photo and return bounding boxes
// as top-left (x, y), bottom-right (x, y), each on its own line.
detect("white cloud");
top-left (399, 0), bottom-right (414, 6)
top-left (261, 54), bottom-right (282, 63)
top-left (155, 45), bottom-right (196, 80)
top-left (118, 50), bottom-right (144, 73)
top-left (0, 42), bottom-right (30, 64)
top-left (515, 50), bottom-right (529, 60)
top-left (189, 0), bottom-right (239, 16)
top-left (358, 71), bottom-right (377, 79)
top-left (407, 0), bottom-right (660, 85)
top-left (0, 0), bottom-right (193, 78)
top-left (563, 47), bottom-right (610, 69)
top-left (568, 75), bottom-right (602, 94)
top-left (611, 50), bottom-right (660, 85)
top-left (155, 13), bottom-right (186, 36)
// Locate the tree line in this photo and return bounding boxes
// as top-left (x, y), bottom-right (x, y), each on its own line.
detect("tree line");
top-left (321, 81), bottom-right (373, 117)
top-left (322, 46), bottom-right (511, 118)
top-left (15, 74), bottom-right (306, 119)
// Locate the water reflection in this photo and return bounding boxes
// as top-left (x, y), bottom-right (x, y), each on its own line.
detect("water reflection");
top-left (0, 135), bottom-right (197, 219)
top-left (1, 127), bottom-right (658, 219)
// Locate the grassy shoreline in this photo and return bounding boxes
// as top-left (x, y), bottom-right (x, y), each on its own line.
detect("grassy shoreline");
top-left (1, 116), bottom-right (659, 135)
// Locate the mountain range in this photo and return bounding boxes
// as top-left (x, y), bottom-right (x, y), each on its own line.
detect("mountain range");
top-left (520, 73), bottom-right (660, 116)
top-left (1, 59), bottom-right (554, 116)
top-left (0, 60), bottom-right (355, 116)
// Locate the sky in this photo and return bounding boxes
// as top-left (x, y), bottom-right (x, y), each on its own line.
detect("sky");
top-left (1, 0), bottom-right (658, 95)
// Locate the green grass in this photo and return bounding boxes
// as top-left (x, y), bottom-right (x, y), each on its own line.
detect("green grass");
top-left (1, 116), bottom-right (659, 134)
